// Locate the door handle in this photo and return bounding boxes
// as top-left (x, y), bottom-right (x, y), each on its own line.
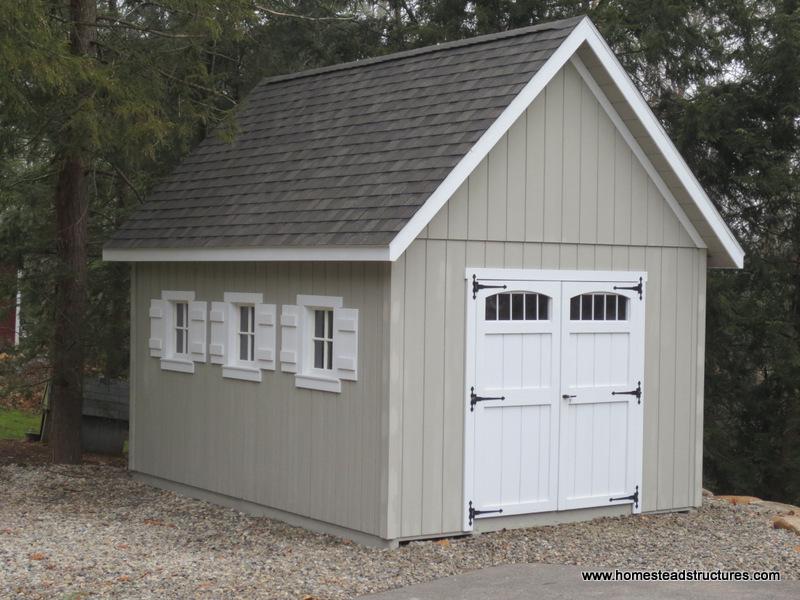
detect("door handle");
top-left (561, 394), bottom-right (576, 400)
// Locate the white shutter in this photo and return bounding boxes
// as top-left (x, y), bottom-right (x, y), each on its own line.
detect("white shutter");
top-left (209, 301), bottom-right (227, 365)
top-left (148, 299), bottom-right (166, 358)
top-left (254, 303), bottom-right (276, 371)
top-left (280, 304), bottom-right (300, 373)
top-left (333, 307), bottom-right (358, 381)
top-left (188, 301), bottom-right (207, 363)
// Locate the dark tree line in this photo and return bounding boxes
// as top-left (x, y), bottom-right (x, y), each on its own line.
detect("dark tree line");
top-left (1, 1), bottom-right (798, 503)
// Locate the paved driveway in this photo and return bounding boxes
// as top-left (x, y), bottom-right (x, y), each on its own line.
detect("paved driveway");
top-left (360, 564), bottom-right (799, 599)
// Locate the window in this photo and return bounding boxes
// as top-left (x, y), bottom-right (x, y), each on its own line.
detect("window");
top-left (174, 301), bottom-right (189, 356)
top-left (570, 293), bottom-right (628, 321)
top-left (217, 292), bottom-right (271, 382)
top-left (312, 309), bottom-right (334, 370)
top-left (238, 305), bottom-right (255, 363)
top-left (283, 295), bottom-right (358, 393)
top-left (485, 292), bottom-right (549, 321)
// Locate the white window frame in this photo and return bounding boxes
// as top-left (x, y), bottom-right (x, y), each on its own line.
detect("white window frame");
top-left (161, 290), bottom-right (196, 374)
top-left (296, 294), bottom-right (343, 393)
top-left (222, 292), bottom-right (263, 382)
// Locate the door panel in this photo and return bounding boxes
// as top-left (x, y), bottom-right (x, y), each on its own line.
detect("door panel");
top-left (558, 282), bottom-right (644, 512)
top-left (471, 282), bottom-right (561, 517)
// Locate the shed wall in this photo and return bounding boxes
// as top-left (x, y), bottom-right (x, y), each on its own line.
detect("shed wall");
top-left (387, 62), bottom-right (707, 539)
top-left (130, 262), bottom-right (391, 538)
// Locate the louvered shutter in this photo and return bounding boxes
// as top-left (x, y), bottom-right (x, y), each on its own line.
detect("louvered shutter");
top-left (333, 307), bottom-right (358, 381)
top-left (209, 301), bottom-right (227, 365)
top-left (280, 305), bottom-right (300, 373)
top-left (188, 301), bottom-right (207, 362)
top-left (254, 303), bottom-right (276, 371)
top-left (148, 299), bottom-right (166, 358)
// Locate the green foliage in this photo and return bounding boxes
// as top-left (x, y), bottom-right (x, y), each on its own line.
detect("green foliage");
top-left (0, 408), bottom-right (41, 440)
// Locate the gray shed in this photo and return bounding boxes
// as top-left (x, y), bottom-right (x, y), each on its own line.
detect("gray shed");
top-left (105, 16), bottom-right (743, 547)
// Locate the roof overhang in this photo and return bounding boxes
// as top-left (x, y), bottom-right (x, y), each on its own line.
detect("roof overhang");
top-left (105, 17), bottom-right (743, 268)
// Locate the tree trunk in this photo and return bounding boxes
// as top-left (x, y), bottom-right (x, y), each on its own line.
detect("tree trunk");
top-left (49, 0), bottom-right (96, 464)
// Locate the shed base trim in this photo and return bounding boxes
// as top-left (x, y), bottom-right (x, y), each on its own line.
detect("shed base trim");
top-left (131, 471), bottom-right (399, 549)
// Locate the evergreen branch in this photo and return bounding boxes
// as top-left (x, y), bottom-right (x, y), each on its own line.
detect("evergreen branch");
top-left (95, 167), bottom-right (144, 205)
top-left (155, 67), bottom-right (238, 106)
top-left (253, 3), bottom-right (359, 22)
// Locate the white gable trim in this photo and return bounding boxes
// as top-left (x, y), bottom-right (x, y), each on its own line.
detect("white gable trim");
top-left (387, 18), bottom-right (594, 261)
top-left (579, 21), bottom-right (743, 267)
top-left (569, 55), bottom-right (706, 249)
top-left (388, 17), bottom-right (743, 268)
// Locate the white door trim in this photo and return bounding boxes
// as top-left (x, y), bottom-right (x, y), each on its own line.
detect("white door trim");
top-left (463, 267), bottom-right (646, 531)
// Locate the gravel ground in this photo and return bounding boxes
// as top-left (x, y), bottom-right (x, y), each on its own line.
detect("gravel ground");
top-left (1, 463), bottom-right (799, 599)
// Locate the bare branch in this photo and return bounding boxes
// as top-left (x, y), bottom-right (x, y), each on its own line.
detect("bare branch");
top-left (253, 3), bottom-right (360, 22)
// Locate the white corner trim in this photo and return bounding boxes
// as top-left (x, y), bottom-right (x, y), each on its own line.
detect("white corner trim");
top-left (162, 290), bottom-right (195, 302)
top-left (569, 55), bottom-right (706, 250)
top-left (388, 17), bottom-right (595, 262)
top-left (297, 294), bottom-right (343, 309)
top-left (579, 21), bottom-right (744, 268)
top-left (223, 291), bottom-right (264, 304)
top-left (103, 246), bottom-right (392, 263)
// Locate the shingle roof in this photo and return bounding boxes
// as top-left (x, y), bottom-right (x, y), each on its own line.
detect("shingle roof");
top-left (106, 16), bottom-right (583, 250)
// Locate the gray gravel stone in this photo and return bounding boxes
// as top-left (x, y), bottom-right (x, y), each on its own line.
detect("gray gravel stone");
top-left (1, 464), bottom-right (798, 599)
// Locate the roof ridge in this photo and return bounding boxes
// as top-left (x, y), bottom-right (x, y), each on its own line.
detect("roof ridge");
top-left (258, 15), bottom-right (586, 87)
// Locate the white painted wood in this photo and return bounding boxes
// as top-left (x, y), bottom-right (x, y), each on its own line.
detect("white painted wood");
top-left (469, 268), bottom-right (646, 283)
top-left (188, 300), bottom-right (207, 362)
top-left (209, 301), bottom-right (227, 365)
top-left (468, 281), bottom-right (562, 522)
top-left (334, 307), bottom-right (359, 381)
top-left (558, 280), bottom-right (645, 513)
top-left (148, 299), bottom-right (166, 358)
top-left (254, 303), bottom-right (277, 371)
top-left (279, 304), bottom-right (300, 373)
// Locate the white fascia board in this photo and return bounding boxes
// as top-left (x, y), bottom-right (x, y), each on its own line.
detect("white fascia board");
top-left (103, 245), bottom-right (392, 262)
top-left (387, 17), bottom-right (596, 261)
top-left (569, 55), bottom-right (706, 250)
top-left (580, 21), bottom-right (744, 268)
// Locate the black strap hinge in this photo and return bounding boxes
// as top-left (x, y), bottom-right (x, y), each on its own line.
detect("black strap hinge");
top-left (612, 381), bottom-right (642, 404)
top-left (470, 387), bottom-right (505, 411)
top-left (472, 274), bottom-right (506, 299)
top-left (613, 277), bottom-right (643, 300)
top-left (610, 485), bottom-right (639, 509)
top-left (469, 500), bottom-right (503, 525)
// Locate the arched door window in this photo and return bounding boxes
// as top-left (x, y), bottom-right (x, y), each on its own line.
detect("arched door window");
top-left (569, 293), bottom-right (628, 321)
top-left (485, 292), bottom-right (550, 321)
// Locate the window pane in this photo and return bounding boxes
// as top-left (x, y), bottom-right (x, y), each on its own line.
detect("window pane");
top-left (241, 305), bottom-right (250, 332)
top-left (570, 296), bottom-right (580, 320)
top-left (326, 340), bottom-right (333, 370)
top-left (176, 329), bottom-right (184, 354)
top-left (581, 294), bottom-right (593, 320)
top-left (176, 303), bottom-right (185, 327)
top-left (239, 333), bottom-right (248, 361)
top-left (315, 310), bottom-right (325, 338)
top-left (606, 294), bottom-right (617, 320)
top-left (498, 293), bottom-right (511, 320)
top-left (249, 335), bottom-right (254, 361)
top-left (618, 296), bottom-right (628, 320)
top-left (314, 340), bottom-right (324, 369)
top-left (524, 294), bottom-right (536, 320)
top-left (485, 295), bottom-right (497, 320)
top-left (593, 294), bottom-right (605, 321)
top-left (326, 310), bottom-right (333, 339)
top-left (512, 293), bottom-right (524, 320)
top-left (538, 296), bottom-right (549, 320)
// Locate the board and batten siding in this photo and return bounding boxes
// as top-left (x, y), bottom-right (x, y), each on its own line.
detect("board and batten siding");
top-left (387, 62), bottom-right (707, 539)
top-left (131, 261), bottom-right (391, 538)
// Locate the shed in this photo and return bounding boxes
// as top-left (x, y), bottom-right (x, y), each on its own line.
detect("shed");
top-left (104, 16), bottom-right (744, 548)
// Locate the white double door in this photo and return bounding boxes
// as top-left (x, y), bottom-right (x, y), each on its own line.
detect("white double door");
top-left (466, 272), bottom-right (644, 527)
